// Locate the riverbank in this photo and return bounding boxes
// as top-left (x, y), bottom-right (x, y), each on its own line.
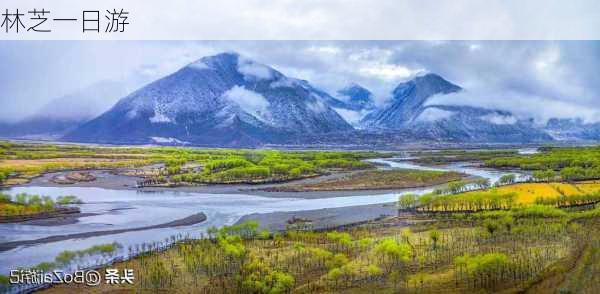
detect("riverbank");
top-left (21, 165), bottom-right (469, 199)
top-left (21, 168), bottom-right (381, 198)
top-left (261, 169), bottom-right (465, 192)
top-left (236, 202), bottom-right (401, 231)
top-left (0, 212), bottom-right (207, 252)
top-left (0, 206), bottom-right (81, 224)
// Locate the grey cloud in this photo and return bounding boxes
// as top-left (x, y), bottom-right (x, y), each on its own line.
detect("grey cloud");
top-left (0, 41), bottom-right (599, 124)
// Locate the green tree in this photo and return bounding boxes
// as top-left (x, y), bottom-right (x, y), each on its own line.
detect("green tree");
top-left (496, 174), bottom-right (516, 186)
top-left (429, 229), bottom-right (440, 250)
top-left (398, 193), bottom-right (418, 210)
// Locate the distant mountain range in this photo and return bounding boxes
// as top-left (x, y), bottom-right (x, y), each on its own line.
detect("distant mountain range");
top-left (0, 80), bottom-right (132, 140)
top-left (544, 118), bottom-right (600, 141)
top-left (0, 69), bottom-right (157, 140)
top-left (1, 52), bottom-right (598, 147)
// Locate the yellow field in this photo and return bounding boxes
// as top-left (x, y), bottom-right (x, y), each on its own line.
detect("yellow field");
top-left (551, 183), bottom-right (582, 196)
top-left (488, 182), bottom-right (600, 204)
top-left (574, 180), bottom-right (600, 194)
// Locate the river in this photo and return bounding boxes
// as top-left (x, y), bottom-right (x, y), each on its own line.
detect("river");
top-left (0, 158), bottom-right (521, 274)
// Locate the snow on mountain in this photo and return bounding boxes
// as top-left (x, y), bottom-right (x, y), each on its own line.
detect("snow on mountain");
top-left (335, 83), bottom-right (376, 111)
top-left (544, 118), bottom-right (600, 141)
top-left (361, 73), bottom-right (462, 128)
top-left (11, 53), bottom-right (597, 146)
top-left (360, 73), bottom-right (552, 143)
top-left (311, 83), bottom-right (377, 127)
top-left (63, 52), bottom-right (353, 147)
top-left (408, 105), bottom-right (551, 142)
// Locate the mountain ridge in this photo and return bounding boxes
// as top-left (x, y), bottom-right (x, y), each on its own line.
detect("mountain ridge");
top-left (360, 73), bottom-right (552, 143)
top-left (63, 52), bottom-right (353, 147)
top-left (3, 52), bottom-right (597, 146)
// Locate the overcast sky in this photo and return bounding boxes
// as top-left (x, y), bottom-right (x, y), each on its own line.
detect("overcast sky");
top-left (1, 41), bottom-right (599, 123)
top-left (2, 0), bottom-right (598, 40)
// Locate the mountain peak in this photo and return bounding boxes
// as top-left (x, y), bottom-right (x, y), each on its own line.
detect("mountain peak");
top-left (341, 82), bottom-right (363, 90)
top-left (393, 73), bottom-right (461, 99)
top-left (335, 83), bottom-right (374, 111)
top-left (185, 52), bottom-right (284, 84)
top-left (64, 52), bottom-right (352, 147)
top-left (339, 83), bottom-right (369, 94)
top-left (187, 52), bottom-right (239, 70)
top-left (414, 72), bottom-right (445, 81)
top-left (416, 73), bottom-right (461, 90)
top-left (201, 51), bottom-right (240, 63)
top-left (361, 73), bottom-right (462, 129)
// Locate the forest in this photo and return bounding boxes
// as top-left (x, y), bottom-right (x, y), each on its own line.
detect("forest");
top-left (486, 146), bottom-right (600, 179)
top-left (41, 205), bottom-right (600, 293)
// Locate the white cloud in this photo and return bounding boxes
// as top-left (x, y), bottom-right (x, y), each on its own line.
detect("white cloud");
top-left (480, 113), bottom-right (517, 125)
top-left (415, 107), bottom-right (455, 122)
top-left (359, 64), bottom-right (418, 80)
top-left (269, 77), bottom-right (299, 88)
top-left (428, 89), bottom-right (600, 124)
top-left (189, 60), bottom-right (210, 70)
top-left (237, 56), bottom-right (273, 80)
top-left (2, 40), bottom-right (600, 126)
top-left (347, 47), bottom-right (423, 83)
top-left (222, 86), bottom-right (271, 120)
top-left (307, 45), bottom-right (341, 54)
top-left (332, 108), bottom-right (366, 125)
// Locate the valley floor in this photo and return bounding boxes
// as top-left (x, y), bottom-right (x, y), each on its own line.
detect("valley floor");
top-left (22, 165), bottom-right (465, 199)
top-left (4, 142), bottom-right (600, 293)
top-left (40, 214), bottom-right (600, 294)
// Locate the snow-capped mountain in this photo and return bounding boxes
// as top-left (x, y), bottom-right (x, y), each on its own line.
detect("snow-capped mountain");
top-left (12, 53), bottom-right (595, 147)
top-left (360, 73), bottom-right (552, 143)
top-left (317, 83), bottom-right (377, 127)
top-left (63, 52), bottom-right (353, 147)
top-left (544, 118), bottom-right (600, 141)
top-left (361, 73), bottom-right (461, 128)
top-left (334, 83), bottom-right (375, 111)
top-left (406, 105), bottom-right (551, 142)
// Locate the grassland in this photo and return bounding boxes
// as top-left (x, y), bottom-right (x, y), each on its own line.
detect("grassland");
top-left (0, 141), bottom-right (389, 187)
top-left (263, 169), bottom-right (465, 192)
